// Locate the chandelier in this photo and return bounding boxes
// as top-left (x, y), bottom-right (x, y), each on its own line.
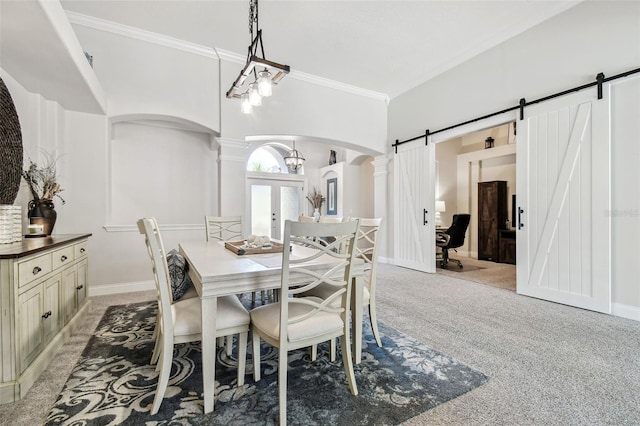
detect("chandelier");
top-left (226, 0), bottom-right (290, 114)
top-left (284, 141), bottom-right (305, 171)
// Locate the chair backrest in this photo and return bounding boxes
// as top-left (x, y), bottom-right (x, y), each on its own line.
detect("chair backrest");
top-left (445, 214), bottom-right (471, 249)
top-left (205, 216), bottom-right (242, 242)
top-left (137, 217), bottom-right (174, 337)
top-left (319, 216), bottom-right (343, 223)
top-left (298, 215), bottom-right (315, 223)
top-left (280, 219), bottom-right (360, 345)
top-left (352, 218), bottom-right (383, 292)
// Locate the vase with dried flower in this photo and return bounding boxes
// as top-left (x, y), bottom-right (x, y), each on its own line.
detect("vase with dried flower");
top-left (22, 153), bottom-right (65, 236)
top-left (306, 186), bottom-right (325, 222)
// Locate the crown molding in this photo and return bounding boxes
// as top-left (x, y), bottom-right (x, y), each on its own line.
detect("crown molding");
top-left (66, 12), bottom-right (388, 103)
top-left (66, 11), bottom-right (219, 60)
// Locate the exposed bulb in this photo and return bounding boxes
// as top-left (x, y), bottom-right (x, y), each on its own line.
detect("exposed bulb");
top-left (240, 92), bottom-right (253, 114)
top-left (257, 70), bottom-right (273, 97)
top-left (249, 83), bottom-right (262, 106)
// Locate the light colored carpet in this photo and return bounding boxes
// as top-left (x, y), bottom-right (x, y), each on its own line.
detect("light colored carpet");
top-left (1, 264), bottom-right (638, 425)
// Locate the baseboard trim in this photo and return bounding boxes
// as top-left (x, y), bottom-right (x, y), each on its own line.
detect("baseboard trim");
top-left (90, 280), bottom-right (155, 297)
top-left (612, 302), bottom-right (640, 322)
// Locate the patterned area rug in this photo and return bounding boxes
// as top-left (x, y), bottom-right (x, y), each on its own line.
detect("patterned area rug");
top-left (46, 301), bottom-right (488, 425)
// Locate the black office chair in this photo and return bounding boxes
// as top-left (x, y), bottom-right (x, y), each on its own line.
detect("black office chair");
top-left (436, 214), bottom-right (471, 269)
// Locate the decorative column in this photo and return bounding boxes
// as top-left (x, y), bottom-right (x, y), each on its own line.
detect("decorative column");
top-left (372, 155), bottom-right (391, 262)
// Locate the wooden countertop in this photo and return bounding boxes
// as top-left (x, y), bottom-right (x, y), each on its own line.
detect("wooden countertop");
top-left (0, 234), bottom-right (92, 259)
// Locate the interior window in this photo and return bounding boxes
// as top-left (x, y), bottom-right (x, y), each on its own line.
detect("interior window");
top-left (247, 146), bottom-right (286, 173)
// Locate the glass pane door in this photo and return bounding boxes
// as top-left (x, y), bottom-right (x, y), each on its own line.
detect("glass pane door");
top-left (248, 179), bottom-right (303, 240)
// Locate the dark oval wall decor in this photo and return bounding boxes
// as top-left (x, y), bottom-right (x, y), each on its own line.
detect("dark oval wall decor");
top-left (0, 76), bottom-right (24, 204)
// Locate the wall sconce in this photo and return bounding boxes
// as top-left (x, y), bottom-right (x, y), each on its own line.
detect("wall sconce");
top-left (485, 136), bottom-right (495, 149)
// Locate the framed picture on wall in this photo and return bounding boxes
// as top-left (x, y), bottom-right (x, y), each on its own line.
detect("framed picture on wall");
top-left (327, 178), bottom-right (338, 215)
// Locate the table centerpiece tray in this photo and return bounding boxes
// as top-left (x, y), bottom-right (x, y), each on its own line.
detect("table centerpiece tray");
top-left (224, 240), bottom-right (284, 256)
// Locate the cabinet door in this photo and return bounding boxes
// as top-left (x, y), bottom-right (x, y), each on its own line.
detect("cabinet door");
top-left (478, 182), bottom-right (498, 260)
top-left (76, 259), bottom-right (88, 308)
top-left (43, 275), bottom-right (61, 343)
top-left (61, 265), bottom-right (78, 324)
top-left (18, 285), bottom-right (44, 373)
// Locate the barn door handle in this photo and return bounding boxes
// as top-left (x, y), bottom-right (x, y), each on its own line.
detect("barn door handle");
top-left (518, 207), bottom-right (525, 230)
top-left (423, 209), bottom-right (428, 226)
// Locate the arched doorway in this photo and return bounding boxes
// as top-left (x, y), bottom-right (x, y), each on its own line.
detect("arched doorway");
top-left (245, 144), bottom-right (305, 239)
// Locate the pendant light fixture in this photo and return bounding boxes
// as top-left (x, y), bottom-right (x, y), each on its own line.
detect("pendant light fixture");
top-left (226, 0), bottom-right (290, 113)
top-left (284, 141), bottom-right (305, 171)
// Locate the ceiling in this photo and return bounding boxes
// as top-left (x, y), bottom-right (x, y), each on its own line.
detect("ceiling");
top-left (60, 0), bottom-right (581, 99)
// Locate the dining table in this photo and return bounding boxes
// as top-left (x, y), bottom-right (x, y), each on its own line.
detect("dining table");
top-left (179, 239), bottom-right (365, 414)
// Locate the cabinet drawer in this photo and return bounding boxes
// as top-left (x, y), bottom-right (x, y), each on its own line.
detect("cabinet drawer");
top-left (53, 246), bottom-right (75, 270)
top-left (74, 241), bottom-right (89, 258)
top-left (18, 253), bottom-right (52, 288)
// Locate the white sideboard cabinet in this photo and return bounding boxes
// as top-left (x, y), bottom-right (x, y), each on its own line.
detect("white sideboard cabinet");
top-left (0, 234), bottom-right (91, 404)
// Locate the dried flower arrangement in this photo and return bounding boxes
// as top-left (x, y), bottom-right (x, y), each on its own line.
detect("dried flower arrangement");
top-left (306, 186), bottom-right (325, 209)
top-left (22, 152), bottom-right (65, 204)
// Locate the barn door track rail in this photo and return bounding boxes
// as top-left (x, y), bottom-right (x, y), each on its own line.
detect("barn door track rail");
top-left (392, 67), bottom-right (640, 154)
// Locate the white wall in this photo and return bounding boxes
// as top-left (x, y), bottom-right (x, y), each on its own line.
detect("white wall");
top-left (388, 1), bottom-right (640, 316)
top-left (5, 13), bottom-right (387, 293)
top-left (70, 23), bottom-right (220, 132)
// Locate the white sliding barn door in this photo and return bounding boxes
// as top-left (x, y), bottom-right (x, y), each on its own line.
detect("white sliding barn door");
top-left (394, 140), bottom-right (436, 272)
top-left (516, 90), bottom-right (611, 313)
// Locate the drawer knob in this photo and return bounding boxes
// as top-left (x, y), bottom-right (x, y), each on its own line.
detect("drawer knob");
top-left (41, 311), bottom-right (52, 319)
top-left (61, 255), bottom-right (68, 262)
top-left (32, 266), bottom-right (42, 275)
top-left (76, 285), bottom-right (84, 290)
top-left (80, 248), bottom-right (86, 253)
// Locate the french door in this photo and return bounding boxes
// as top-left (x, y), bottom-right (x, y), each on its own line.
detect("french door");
top-left (393, 139), bottom-right (436, 272)
top-left (247, 176), bottom-right (304, 240)
top-left (516, 89), bottom-right (611, 313)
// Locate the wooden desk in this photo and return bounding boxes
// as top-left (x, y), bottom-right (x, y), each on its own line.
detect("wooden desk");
top-left (179, 240), bottom-right (364, 414)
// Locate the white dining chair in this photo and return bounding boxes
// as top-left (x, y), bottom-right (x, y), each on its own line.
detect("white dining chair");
top-left (205, 215), bottom-right (243, 242)
top-left (138, 217), bottom-right (250, 415)
top-left (205, 215), bottom-right (271, 307)
top-left (250, 219), bottom-right (360, 426)
top-left (304, 217), bottom-right (384, 361)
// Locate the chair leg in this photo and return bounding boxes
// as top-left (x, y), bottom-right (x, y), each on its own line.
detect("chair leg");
top-left (278, 348), bottom-right (288, 426)
top-left (330, 338), bottom-right (336, 362)
top-left (252, 332), bottom-right (261, 381)
top-left (226, 335), bottom-right (233, 356)
top-left (151, 327), bottom-right (161, 365)
top-left (237, 331), bottom-right (247, 387)
top-left (151, 339), bottom-right (173, 415)
top-left (340, 334), bottom-right (358, 396)
top-left (150, 314), bottom-right (161, 365)
top-left (368, 304), bottom-right (382, 347)
top-left (311, 344), bottom-right (317, 361)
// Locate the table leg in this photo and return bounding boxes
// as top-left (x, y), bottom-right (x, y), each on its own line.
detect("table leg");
top-left (351, 276), bottom-right (363, 364)
top-left (201, 296), bottom-right (217, 414)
